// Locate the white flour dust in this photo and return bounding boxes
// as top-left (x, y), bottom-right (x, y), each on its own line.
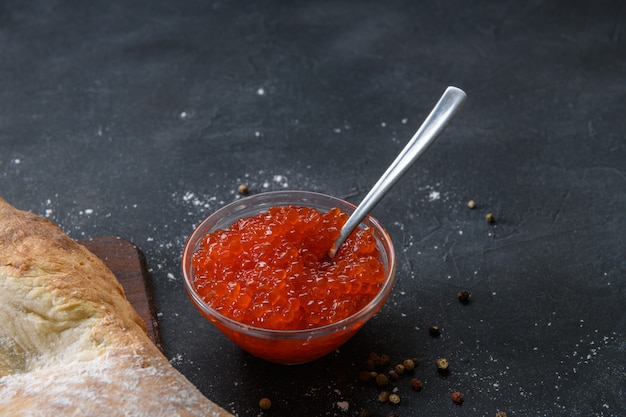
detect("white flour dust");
top-left (262, 175), bottom-right (289, 189)
top-left (428, 190), bottom-right (441, 201)
top-left (336, 401), bottom-right (349, 412)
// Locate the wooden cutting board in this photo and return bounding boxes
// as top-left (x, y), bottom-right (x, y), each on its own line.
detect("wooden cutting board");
top-left (80, 236), bottom-right (162, 350)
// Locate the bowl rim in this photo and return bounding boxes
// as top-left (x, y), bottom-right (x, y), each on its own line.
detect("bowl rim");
top-left (181, 189), bottom-right (397, 339)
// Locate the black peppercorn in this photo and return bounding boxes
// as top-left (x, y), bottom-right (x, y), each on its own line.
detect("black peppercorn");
top-left (457, 290), bottom-right (471, 304)
top-left (358, 370), bottom-right (372, 382)
top-left (259, 397), bottom-right (271, 410)
top-left (451, 391), bottom-right (464, 404)
top-left (378, 391), bottom-right (390, 402)
top-left (237, 183), bottom-right (249, 195)
top-left (402, 358), bottom-right (415, 371)
top-left (428, 325), bottom-right (440, 337)
top-left (436, 358), bottom-right (449, 371)
top-left (375, 373), bottom-right (388, 386)
top-left (411, 378), bottom-right (423, 391)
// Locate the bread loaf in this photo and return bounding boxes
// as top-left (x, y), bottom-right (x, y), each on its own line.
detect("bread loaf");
top-left (0, 198), bottom-right (233, 417)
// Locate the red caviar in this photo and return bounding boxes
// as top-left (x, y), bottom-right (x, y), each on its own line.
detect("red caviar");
top-left (191, 205), bottom-right (386, 330)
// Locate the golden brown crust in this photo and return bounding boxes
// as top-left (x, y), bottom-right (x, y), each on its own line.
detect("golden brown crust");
top-left (0, 198), bottom-right (233, 417)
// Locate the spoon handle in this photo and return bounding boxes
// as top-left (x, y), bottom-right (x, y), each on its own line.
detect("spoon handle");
top-left (329, 86), bottom-right (467, 258)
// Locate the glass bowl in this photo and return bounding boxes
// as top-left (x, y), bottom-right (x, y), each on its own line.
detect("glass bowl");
top-left (181, 190), bottom-right (396, 364)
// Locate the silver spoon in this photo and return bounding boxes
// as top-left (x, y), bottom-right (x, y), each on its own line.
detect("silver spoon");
top-left (328, 86), bottom-right (467, 258)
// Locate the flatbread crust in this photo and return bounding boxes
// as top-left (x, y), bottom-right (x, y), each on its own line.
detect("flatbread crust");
top-left (0, 198), bottom-right (233, 417)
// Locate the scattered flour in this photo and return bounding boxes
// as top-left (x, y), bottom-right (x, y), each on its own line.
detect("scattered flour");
top-left (169, 353), bottom-right (184, 366)
top-left (272, 175), bottom-right (288, 187)
top-left (336, 401), bottom-right (349, 412)
top-left (181, 191), bottom-right (218, 209)
top-left (262, 174), bottom-right (289, 189)
top-left (428, 190), bottom-right (441, 201)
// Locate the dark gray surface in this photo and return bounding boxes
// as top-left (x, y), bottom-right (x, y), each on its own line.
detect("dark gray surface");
top-left (1, 1), bottom-right (625, 416)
